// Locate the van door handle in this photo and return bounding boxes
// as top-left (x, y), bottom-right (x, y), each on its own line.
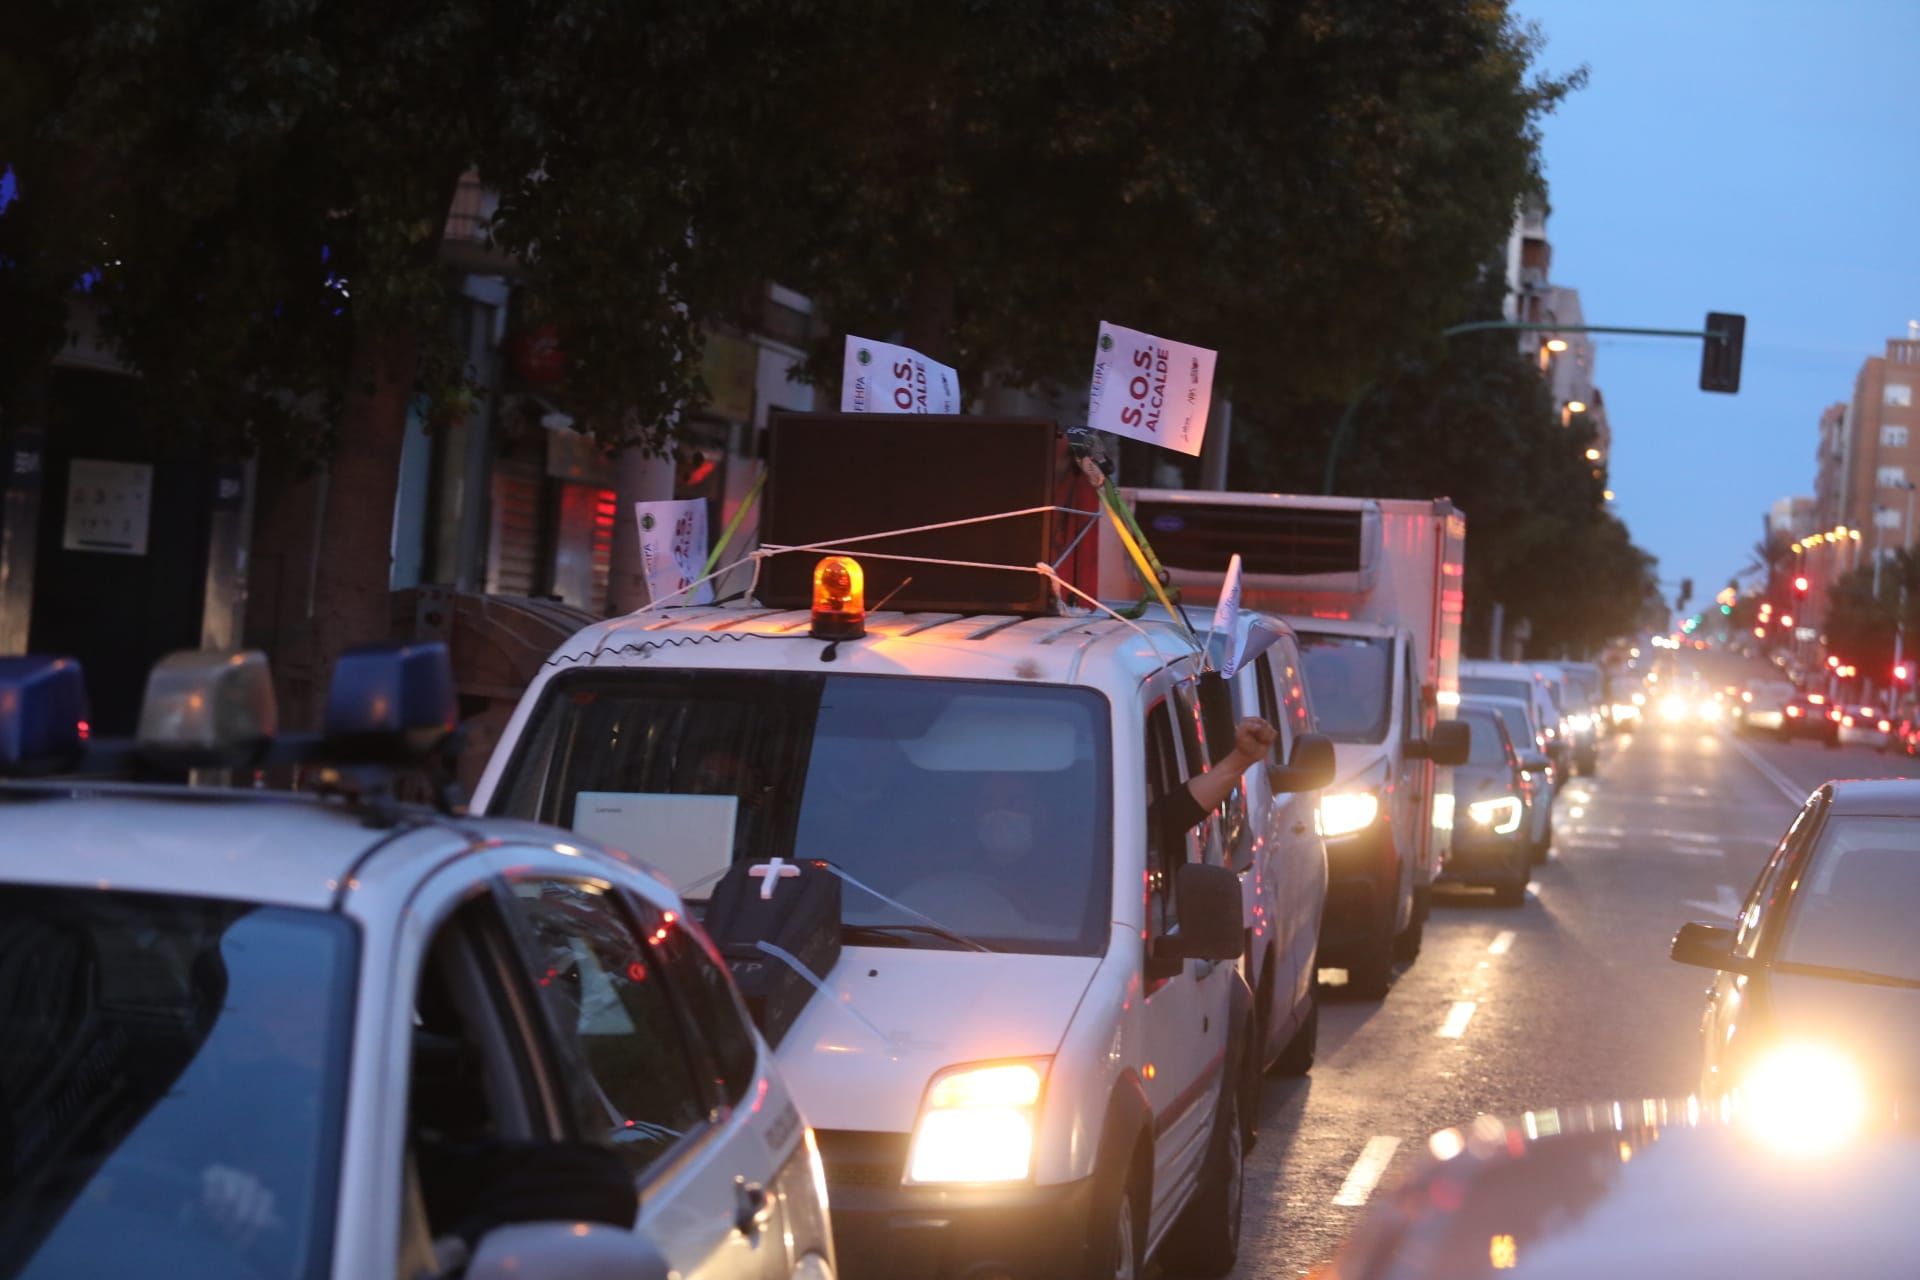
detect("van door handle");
top-left (734, 1178), bottom-right (772, 1237)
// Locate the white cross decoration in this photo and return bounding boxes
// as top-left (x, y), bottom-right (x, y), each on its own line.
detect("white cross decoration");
top-left (748, 857), bottom-right (802, 900)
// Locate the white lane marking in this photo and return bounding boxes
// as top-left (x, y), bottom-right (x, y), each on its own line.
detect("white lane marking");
top-left (1333, 1136), bottom-right (1401, 1207)
top-left (1672, 844), bottom-right (1725, 858)
top-left (1682, 884), bottom-right (1744, 921)
top-left (1437, 1001), bottom-right (1478, 1038)
top-left (1488, 930), bottom-right (1516, 955)
top-left (1726, 734), bottom-right (1810, 805)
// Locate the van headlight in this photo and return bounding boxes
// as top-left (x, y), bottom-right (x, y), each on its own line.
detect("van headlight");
top-left (905, 1059), bottom-right (1046, 1184)
top-left (1465, 795), bottom-right (1523, 835)
top-left (1317, 791), bottom-right (1381, 838)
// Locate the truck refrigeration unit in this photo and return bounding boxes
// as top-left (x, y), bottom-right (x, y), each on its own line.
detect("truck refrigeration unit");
top-left (1101, 492), bottom-right (1468, 998)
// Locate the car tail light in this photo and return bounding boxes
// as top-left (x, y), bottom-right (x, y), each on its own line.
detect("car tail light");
top-left (1829, 708), bottom-right (1842, 722)
top-left (1843, 715), bottom-right (1856, 727)
top-left (1787, 706), bottom-right (1802, 718)
top-left (1880, 720), bottom-right (1892, 732)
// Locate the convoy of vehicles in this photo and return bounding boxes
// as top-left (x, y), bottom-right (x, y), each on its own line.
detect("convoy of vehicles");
top-left (1108, 491), bottom-right (1469, 997)
top-left (11, 423), bottom-right (1712, 1280)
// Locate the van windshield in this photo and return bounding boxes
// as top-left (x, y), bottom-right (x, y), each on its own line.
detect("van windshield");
top-left (492, 671), bottom-right (1113, 956)
top-left (1296, 632), bottom-right (1392, 744)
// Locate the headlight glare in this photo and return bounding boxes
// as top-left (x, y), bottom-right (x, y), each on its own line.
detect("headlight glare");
top-left (906, 1059), bottom-right (1047, 1184)
top-left (1317, 791), bottom-right (1381, 838)
top-left (1735, 1043), bottom-right (1866, 1158)
top-left (1466, 795), bottom-right (1523, 835)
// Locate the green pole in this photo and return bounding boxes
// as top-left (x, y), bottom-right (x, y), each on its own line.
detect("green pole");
top-left (704, 470), bottom-right (766, 576)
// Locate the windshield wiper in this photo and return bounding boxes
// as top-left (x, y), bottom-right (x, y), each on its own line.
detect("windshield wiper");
top-left (1773, 960), bottom-right (1920, 990)
top-left (843, 923), bottom-right (998, 953)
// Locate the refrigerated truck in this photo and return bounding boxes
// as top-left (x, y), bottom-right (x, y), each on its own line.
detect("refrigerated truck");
top-left (1100, 492), bottom-right (1467, 996)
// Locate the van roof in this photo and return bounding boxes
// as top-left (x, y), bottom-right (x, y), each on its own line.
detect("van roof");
top-left (541, 603), bottom-right (1203, 695)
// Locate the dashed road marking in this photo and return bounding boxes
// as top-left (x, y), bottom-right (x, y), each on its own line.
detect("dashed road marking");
top-left (1332, 1136), bottom-right (1401, 1207)
top-left (1488, 930), bottom-right (1515, 955)
top-left (1437, 1001), bottom-right (1478, 1038)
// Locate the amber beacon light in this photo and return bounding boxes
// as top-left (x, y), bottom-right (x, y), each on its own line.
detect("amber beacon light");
top-left (811, 556), bottom-right (867, 640)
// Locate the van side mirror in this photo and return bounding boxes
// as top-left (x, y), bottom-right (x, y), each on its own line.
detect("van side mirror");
top-left (467, 1223), bottom-right (668, 1280)
top-left (1669, 921), bottom-right (1753, 975)
top-left (1410, 719), bottom-right (1471, 766)
top-left (1269, 733), bottom-right (1336, 793)
top-left (1148, 863), bottom-right (1245, 973)
top-left (1518, 751), bottom-right (1552, 774)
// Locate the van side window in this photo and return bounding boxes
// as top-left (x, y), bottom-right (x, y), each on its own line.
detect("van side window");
top-left (1253, 652), bottom-right (1290, 759)
top-left (1145, 700), bottom-right (1184, 935)
top-left (1171, 682), bottom-right (1231, 867)
top-left (1277, 647), bottom-right (1314, 736)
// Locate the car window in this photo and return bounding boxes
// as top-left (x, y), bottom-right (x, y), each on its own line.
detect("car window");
top-left (1146, 698), bottom-right (1185, 936)
top-left (1252, 651), bottom-right (1289, 758)
top-left (637, 895), bottom-right (761, 1105)
top-left (493, 671), bottom-right (1114, 956)
top-left (1778, 816), bottom-right (1920, 982)
top-left (1464, 709), bottom-right (1510, 766)
top-left (504, 878), bottom-right (710, 1176)
top-left (1735, 798), bottom-right (1823, 960)
top-left (0, 888), bottom-right (354, 1280)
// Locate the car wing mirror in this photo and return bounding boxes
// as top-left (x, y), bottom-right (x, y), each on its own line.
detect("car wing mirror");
top-left (1519, 751), bottom-right (1552, 773)
top-left (1268, 733), bottom-right (1336, 793)
top-left (1669, 921), bottom-right (1754, 975)
top-left (1409, 719), bottom-right (1471, 766)
top-left (1148, 863), bottom-right (1245, 973)
top-left (467, 1223), bottom-right (668, 1280)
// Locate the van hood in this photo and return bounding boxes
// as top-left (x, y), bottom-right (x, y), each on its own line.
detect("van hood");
top-left (774, 946), bottom-right (1101, 1133)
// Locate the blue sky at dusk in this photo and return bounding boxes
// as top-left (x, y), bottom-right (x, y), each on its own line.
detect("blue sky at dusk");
top-left (1510, 0), bottom-right (1919, 604)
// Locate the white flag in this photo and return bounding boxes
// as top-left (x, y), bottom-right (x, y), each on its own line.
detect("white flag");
top-left (635, 499), bottom-right (714, 606)
top-left (1210, 554), bottom-right (1243, 651)
top-left (840, 336), bottom-right (962, 415)
top-left (1225, 618), bottom-right (1288, 681)
top-left (1086, 321), bottom-right (1216, 456)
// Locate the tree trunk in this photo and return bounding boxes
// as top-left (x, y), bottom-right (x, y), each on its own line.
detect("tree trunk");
top-left (302, 327), bottom-right (419, 725)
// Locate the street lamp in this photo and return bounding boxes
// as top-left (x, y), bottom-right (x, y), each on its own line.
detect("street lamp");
top-left (1584, 447), bottom-right (1602, 461)
top-left (1545, 338), bottom-right (1569, 353)
top-left (1566, 400), bottom-right (1588, 414)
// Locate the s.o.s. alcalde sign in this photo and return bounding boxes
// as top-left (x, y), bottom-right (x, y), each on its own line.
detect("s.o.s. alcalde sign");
top-left (1086, 321), bottom-right (1216, 456)
top-left (840, 336), bottom-right (962, 415)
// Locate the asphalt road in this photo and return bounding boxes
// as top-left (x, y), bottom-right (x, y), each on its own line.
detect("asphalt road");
top-left (1228, 705), bottom-right (1920, 1278)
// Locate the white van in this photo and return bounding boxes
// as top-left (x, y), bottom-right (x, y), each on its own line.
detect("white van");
top-left (1139, 603), bottom-right (1334, 1093)
top-left (473, 594), bottom-right (1332, 1279)
top-left (1106, 491), bottom-right (1468, 997)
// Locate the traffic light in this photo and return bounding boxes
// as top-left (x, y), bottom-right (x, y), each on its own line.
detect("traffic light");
top-left (1895, 663), bottom-right (1910, 682)
top-left (1793, 575), bottom-right (1810, 595)
top-left (1677, 577), bottom-right (1693, 611)
top-left (1700, 311), bottom-right (1746, 394)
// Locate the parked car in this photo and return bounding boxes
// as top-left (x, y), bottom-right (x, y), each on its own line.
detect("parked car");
top-left (1441, 702), bottom-right (1532, 905)
top-left (0, 646), bottom-right (836, 1280)
top-left (1670, 779), bottom-right (1920, 1115)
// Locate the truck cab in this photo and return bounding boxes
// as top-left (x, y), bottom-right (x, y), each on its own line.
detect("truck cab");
top-left (475, 600), bottom-right (1260, 1279)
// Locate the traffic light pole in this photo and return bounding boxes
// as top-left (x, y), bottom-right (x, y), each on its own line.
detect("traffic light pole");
top-left (1322, 319), bottom-right (1738, 494)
